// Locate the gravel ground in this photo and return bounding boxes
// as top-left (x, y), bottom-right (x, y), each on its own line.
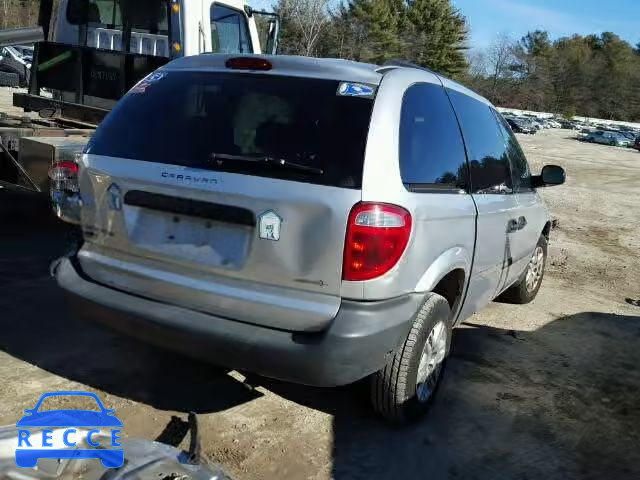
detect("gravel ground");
top-left (1, 128), bottom-right (639, 480)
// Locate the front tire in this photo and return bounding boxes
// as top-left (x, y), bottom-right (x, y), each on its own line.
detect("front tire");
top-left (370, 293), bottom-right (452, 423)
top-left (498, 234), bottom-right (547, 304)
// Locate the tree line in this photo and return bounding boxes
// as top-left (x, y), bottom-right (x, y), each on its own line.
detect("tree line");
top-left (1, 0), bottom-right (41, 28)
top-left (276, 0), bottom-right (640, 121)
top-left (2, 0), bottom-right (639, 121)
top-left (465, 31), bottom-right (640, 122)
top-left (276, 0), bottom-right (468, 76)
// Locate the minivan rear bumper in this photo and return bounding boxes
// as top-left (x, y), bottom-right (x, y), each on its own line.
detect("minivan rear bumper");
top-left (55, 257), bottom-right (421, 387)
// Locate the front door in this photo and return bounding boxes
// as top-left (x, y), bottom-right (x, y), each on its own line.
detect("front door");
top-left (445, 88), bottom-right (517, 320)
top-left (495, 112), bottom-right (543, 289)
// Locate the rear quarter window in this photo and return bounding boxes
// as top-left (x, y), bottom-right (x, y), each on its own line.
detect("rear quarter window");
top-left (399, 82), bottom-right (468, 192)
top-left (86, 72), bottom-right (375, 189)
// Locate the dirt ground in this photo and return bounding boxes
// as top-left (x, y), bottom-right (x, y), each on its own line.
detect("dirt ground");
top-left (1, 128), bottom-right (639, 480)
top-left (0, 87), bottom-right (34, 117)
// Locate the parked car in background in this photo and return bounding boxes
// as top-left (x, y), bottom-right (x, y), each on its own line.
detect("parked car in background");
top-left (585, 130), bottom-right (631, 147)
top-left (11, 45), bottom-right (33, 62)
top-left (531, 120), bottom-right (544, 130)
top-left (615, 130), bottom-right (636, 142)
top-left (559, 120), bottom-right (579, 130)
top-left (0, 45), bottom-right (32, 87)
top-left (633, 136), bottom-right (640, 151)
top-left (507, 117), bottom-right (536, 134)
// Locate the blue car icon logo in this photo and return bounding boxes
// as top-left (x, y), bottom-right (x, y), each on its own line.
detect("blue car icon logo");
top-left (15, 391), bottom-right (124, 468)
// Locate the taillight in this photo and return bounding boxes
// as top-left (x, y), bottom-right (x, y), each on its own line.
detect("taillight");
top-left (343, 202), bottom-right (412, 281)
top-left (48, 160), bottom-right (79, 193)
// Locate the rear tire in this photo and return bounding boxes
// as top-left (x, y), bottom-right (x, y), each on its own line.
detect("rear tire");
top-left (497, 234), bottom-right (547, 304)
top-left (370, 293), bottom-right (452, 423)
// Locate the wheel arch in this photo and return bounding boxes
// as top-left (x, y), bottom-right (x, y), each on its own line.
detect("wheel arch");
top-left (414, 246), bottom-right (470, 318)
top-left (431, 268), bottom-right (466, 315)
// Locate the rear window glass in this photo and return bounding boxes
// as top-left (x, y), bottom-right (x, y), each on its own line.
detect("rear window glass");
top-left (86, 72), bottom-right (374, 189)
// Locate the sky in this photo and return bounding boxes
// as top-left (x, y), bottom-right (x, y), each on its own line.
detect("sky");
top-left (452, 0), bottom-right (640, 49)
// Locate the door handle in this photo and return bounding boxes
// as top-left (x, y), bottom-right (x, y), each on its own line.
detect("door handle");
top-left (517, 216), bottom-right (527, 230)
top-left (507, 219), bottom-right (519, 233)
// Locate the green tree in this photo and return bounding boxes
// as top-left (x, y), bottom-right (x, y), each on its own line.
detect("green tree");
top-left (346, 0), bottom-right (405, 63)
top-left (546, 36), bottom-right (591, 115)
top-left (273, 0), bottom-right (331, 56)
top-left (404, 0), bottom-right (468, 76)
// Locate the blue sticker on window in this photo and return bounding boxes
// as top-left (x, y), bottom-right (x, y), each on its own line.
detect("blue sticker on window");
top-left (337, 82), bottom-right (376, 98)
top-left (146, 71), bottom-right (166, 83)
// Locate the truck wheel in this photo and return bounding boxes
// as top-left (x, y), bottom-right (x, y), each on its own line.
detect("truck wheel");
top-left (370, 293), bottom-right (452, 423)
top-left (498, 234), bottom-right (547, 304)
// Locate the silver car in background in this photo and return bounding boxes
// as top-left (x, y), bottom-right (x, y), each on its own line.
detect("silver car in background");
top-left (585, 130), bottom-right (631, 147)
top-left (0, 45), bottom-right (32, 87)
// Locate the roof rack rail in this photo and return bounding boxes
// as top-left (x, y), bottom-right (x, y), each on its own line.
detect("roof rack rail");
top-left (378, 59), bottom-right (437, 75)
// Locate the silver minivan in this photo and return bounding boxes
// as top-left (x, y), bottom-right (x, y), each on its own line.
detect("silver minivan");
top-left (54, 55), bottom-right (565, 423)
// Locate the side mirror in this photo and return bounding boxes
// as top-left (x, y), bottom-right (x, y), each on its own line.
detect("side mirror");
top-left (252, 11), bottom-right (280, 55)
top-left (265, 18), bottom-right (280, 55)
top-left (534, 164), bottom-right (565, 187)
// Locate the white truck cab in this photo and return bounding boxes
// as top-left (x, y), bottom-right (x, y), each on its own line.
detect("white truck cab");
top-left (53, 0), bottom-right (268, 58)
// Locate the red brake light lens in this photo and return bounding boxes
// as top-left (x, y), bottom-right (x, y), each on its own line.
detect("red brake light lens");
top-left (343, 202), bottom-right (412, 281)
top-left (225, 57), bottom-right (272, 71)
top-left (48, 160), bottom-right (80, 192)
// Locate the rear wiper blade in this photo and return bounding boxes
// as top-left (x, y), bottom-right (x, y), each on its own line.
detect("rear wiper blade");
top-left (209, 153), bottom-right (323, 175)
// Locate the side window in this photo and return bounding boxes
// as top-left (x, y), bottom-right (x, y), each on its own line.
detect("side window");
top-left (210, 4), bottom-right (253, 54)
top-left (398, 82), bottom-right (468, 191)
top-left (447, 89), bottom-right (512, 194)
top-left (68, 0), bottom-right (110, 25)
top-left (67, 0), bottom-right (169, 30)
top-left (494, 112), bottom-right (532, 191)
